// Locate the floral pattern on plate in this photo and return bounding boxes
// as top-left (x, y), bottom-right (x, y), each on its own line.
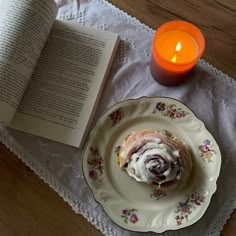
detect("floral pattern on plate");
top-left (110, 109), bottom-right (123, 126)
top-left (199, 139), bottom-right (216, 162)
top-left (150, 188), bottom-right (167, 200)
top-left (175, 189), bottom-right (205, 225)
top-left (153, 102), bottom-right (189, 119)
top-left (114, 146), bottom-right (121, 156)
top-left (121, 208), bottom-right (139, 224)
top-left (87, 146), bottom-right (104, 185)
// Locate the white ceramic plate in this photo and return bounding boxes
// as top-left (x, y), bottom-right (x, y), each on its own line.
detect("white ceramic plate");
top-left (82, 97), bottom-right (221, 233)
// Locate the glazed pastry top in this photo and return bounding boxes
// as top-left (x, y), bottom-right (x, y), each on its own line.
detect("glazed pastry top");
top-left (124, 139), bottom-right (182, 185)
top-left (118, 130), bottom-right (192, 190)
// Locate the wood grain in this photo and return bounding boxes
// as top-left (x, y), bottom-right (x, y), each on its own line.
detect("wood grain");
top-left (0, 0), bottom-right (236, 235)
top-left (0, 143), bottom-right (102, 236)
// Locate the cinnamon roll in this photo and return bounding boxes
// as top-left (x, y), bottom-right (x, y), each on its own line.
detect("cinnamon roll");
top-left (118, 130), bottom-right (192, 191)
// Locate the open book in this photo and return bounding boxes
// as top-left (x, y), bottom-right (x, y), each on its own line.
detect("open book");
top-left (0, 0), bottom-right (120, 147)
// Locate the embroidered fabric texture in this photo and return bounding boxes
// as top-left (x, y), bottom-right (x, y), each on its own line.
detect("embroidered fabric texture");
top-left (1, 0), bottom-right (236, 235)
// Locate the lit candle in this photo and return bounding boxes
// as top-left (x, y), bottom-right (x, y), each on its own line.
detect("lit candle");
top-left (150, 21), bottom-right (205, 86)
top-left (171, 42), bottom-right (181, 63)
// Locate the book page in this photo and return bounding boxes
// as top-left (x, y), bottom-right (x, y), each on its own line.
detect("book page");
top-left (0, 0), bottom-right (57, 124)
top-left (12, 20), bottom-right (119, 147)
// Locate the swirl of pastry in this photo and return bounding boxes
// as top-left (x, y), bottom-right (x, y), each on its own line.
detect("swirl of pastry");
top-left (118, 130), bottom-right (192, 191)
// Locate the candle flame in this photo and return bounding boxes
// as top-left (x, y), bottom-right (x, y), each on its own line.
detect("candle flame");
top-left (176, 41), bottom-right (181, 52)
top-left (171, 42), bottom-right (182, 63)
top-left (171, 54), bottom-right (177, 63)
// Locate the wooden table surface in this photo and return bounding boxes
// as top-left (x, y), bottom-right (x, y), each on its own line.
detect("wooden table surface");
top-left (0, 0), bottom-right (236, 235)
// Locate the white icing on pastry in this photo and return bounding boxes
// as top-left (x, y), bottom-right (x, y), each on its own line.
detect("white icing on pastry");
top-left (118, 130), bottom-right (192, 191)
top-left (125, 140), bottom-right (182, 185)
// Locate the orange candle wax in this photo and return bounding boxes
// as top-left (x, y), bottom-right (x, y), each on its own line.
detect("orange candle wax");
top-left (150, 21), bottom-right (205, 86)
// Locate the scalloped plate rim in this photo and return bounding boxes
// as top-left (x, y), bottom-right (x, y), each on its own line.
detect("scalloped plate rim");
top-left (82, 96), bottom-right (221, 233)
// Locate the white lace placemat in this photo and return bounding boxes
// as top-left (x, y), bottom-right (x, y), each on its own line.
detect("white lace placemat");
top-left (1, 0), bottom-right (236, 235)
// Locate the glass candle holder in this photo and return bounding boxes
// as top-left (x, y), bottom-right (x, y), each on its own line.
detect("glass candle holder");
top-left (150, 20), bottom-right (205, 86)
